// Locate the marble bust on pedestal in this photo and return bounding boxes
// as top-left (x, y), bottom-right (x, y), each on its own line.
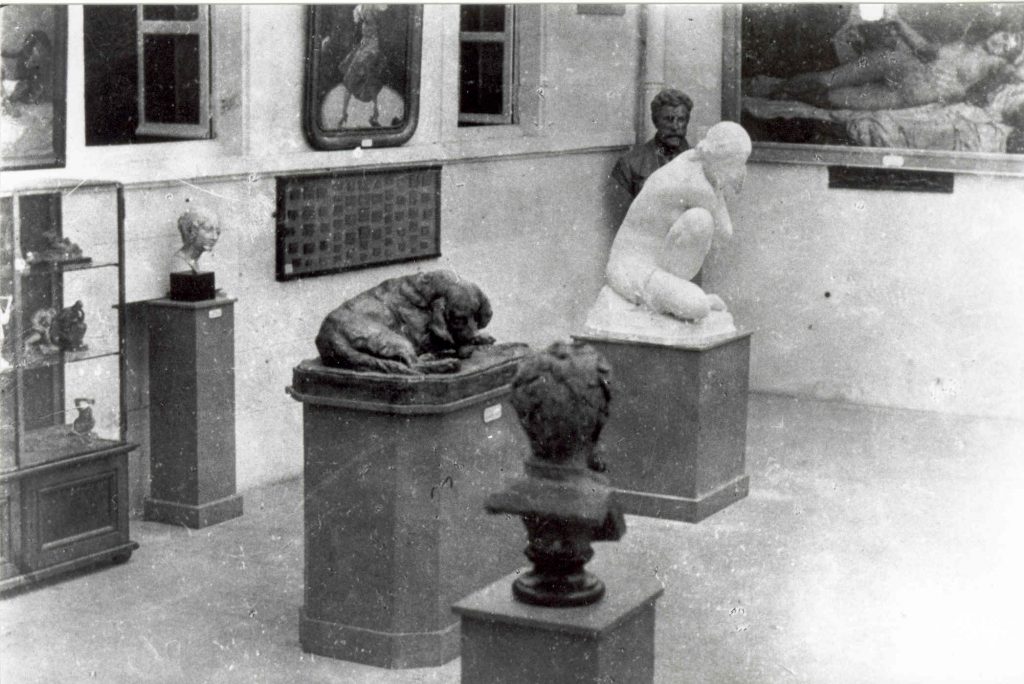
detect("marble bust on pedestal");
top-left (169, 207), bottom-right (221, 301)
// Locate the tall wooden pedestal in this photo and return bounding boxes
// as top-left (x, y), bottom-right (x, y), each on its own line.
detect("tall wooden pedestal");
top-left (574, 331), bottom-right (751, 522)
top-left (288, 345), bottom-right (529, 668)
top-left (453, 555), bottom-right (663, 684)
top-left (144, 297), bottom-right (243, 528)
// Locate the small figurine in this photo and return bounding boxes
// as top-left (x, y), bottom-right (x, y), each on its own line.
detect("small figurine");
top-left (24, 230), bottom-right (84, 264)
top-left (22, 306), bottom-right (58, 359)
top-left (0, 295), bottom-right (12, 369)
top-left (49, 300), bottom-right (88, 352)
top-left (485, 341), bottom-right (626, 607)
top-left (175, 207), bottom-right (221, 273)
top-left (70, 397), bottom-right (96, 442)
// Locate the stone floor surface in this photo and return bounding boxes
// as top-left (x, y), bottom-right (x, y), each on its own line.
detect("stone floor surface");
top-left (2, 394), bottom-right (1023, 683)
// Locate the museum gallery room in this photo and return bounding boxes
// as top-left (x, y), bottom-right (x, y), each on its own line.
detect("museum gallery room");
top-left (1, 3), bottom-right (1022, 683)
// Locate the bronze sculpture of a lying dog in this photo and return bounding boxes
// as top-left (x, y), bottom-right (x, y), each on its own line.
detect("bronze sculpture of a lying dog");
top-left (316, 270), bottom-right (495, 374)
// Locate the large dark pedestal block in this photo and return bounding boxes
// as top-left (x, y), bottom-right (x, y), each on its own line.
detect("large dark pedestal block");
top-left (144, 297), bottom-right (242, 528)
top-left (453, 555), bottom-right (663, 684)
top-left (573, 331), bottom-right (751, 522)
top-left (287, 345), bottom-right (530, 669)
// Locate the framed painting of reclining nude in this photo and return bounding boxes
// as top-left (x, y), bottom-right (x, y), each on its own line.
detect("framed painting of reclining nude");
top-left (304, 4), bottom-right (422, 150)
top-left (722, 3), bottom-right (1024, 176)
top-left (1, 5), bottom-right (66, 170)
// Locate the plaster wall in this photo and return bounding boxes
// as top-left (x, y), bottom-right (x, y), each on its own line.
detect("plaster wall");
top-left (78, 5), bottom-right (637, 492)
top-left (121, 152), bottom-right (618, 491)
top-left (663, 6), bottom-right (1024, 419)
top-left (247, 5), bottom-right (640, 158)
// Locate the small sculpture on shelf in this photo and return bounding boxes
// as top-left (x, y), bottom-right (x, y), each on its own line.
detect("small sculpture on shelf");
top-left (485, 341), bottom-right (626, 607)
top-left (70, 397), bottom-right (96, 443)
top-left (49, 300), bottom-right (88, 352)
top-left (22, 306), bottom-right (58, 360)
top-left (316, 270), bottom-right (495, 374)
top-left (170, 207), bottom-right (221, 302)
top-left (23, 230), bottom-right (86, 265)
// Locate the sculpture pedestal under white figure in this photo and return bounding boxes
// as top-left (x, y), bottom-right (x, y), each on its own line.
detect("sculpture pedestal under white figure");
top-left (579, 122), bottom-right (753, 522)
top-left (576, 288), bottom-right (751, 523)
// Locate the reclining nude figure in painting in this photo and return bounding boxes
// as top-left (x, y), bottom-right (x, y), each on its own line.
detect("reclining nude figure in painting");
top-left (774, 17), bottom-right (1023, 111)
top-left (601, 121), bottom-right (752, 325)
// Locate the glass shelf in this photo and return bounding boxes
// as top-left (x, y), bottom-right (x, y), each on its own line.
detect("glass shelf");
top-left (14, 423), bottom-right (124, 471)
top-left (12, 346), bottom-right (119, 372)
top-left (21, 259), bottom-right (119, 275)
top-left (5, 258), bottom-right (120, 276)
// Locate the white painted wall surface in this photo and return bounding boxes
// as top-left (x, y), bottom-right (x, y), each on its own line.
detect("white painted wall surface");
top-left (6, 5), bottom-right (1022, 498)
top-left (107, 1), bottom-right (638, 489)
top-left (661, 6), bottom-right (1024, 419)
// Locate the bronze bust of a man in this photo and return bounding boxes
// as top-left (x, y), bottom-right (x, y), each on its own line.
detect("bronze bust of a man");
top-left (612, 87), bottom-right (694, 199)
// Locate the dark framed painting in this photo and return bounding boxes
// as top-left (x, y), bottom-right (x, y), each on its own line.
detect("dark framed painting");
top-left (304, 4), bottom-right (422, 150)
top-left (1, 5), bottom-right (67, 170)
top-left (722, 4), bottom-right (1024, 176)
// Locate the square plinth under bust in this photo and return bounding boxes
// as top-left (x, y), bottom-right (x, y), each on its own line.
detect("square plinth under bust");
top-left (573, 330), bottom-right (751, 523)
top-left (144, 297), bottom-right (242, 528)
top-left (453, 555), bottom-right (664, 684)
top-left (169, 271), bottom-right (215, 302)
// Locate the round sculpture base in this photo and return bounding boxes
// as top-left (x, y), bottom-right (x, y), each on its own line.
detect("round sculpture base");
top-left (512, 570), bottom-right (606, 607)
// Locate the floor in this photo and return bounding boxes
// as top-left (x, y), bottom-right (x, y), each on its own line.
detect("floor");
top-left (2, 393), bottom-right (1023, 684)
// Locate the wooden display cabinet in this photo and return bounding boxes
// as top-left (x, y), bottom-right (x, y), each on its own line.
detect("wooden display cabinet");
top-left (1, 180), bottom-right (137, 593)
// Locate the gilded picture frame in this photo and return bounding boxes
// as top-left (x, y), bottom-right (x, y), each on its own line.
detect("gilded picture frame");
top-left (304, 4), bottom-right (422, 151)
top-left (1, 5), bottom-right (67, 170)
top-left (722, 4), bottom-right (1024, 176)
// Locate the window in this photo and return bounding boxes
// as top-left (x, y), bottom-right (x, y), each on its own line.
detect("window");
top-left (458, 5), bottom-right (515, 126)
top-left (84, 5), bottom-right (210, 145)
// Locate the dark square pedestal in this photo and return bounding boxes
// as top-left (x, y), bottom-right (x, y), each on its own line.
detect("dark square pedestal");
top-left (574, 331), bottom-right (751, 522)
top-left (288, 345), bottom-right (530, 668)
top-left (453, 555), bottom-right (663, 684)
top-left (144, 297), bottom-right (243, 528)
top-left (169, 271), bottom-right (215, 302)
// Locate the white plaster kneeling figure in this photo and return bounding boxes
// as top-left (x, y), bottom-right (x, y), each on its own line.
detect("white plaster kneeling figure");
top-left (585, 121), bottom-right (752, 344)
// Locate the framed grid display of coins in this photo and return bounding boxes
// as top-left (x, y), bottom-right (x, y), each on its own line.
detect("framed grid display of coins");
top-left (275, 165), bottom-right (441, 281)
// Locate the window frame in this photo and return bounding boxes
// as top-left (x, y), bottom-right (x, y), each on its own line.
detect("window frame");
top-left (458, 4), bottom-right (516, 127)
top-left (134, 4), bottom-right (211, 140)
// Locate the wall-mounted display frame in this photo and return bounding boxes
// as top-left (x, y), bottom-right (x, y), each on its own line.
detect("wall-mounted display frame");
top-left (722, 3), bottom-right (1024, 176)
top-left (275, 165), bottom-right (442, 281)
top-left (1, 5), bottom-right (67, 171)
top-left (303, 4), bottom-right (422, 151)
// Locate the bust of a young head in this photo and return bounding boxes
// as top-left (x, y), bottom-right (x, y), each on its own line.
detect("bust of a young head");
top-left (176, 208), bottom-right (221, 273)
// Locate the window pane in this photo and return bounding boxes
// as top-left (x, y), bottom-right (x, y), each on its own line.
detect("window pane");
top-left (459, 42), bottom-right (505, 115)
top-left (460, 4), bottom-right (505, 32)
top-left (143, 34), bottom-right (201, 124)
top-left (142, 5), bottom-right (199, 21)
top-left (84, 5), bottom-right (138, 144)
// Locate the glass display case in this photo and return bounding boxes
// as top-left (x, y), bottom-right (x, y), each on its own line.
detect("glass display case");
top-left (1, 180), bottom-right (137, 593)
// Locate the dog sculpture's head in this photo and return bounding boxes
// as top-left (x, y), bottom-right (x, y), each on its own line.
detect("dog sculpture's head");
top-left (427, 277), bottom-right (492, 347)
